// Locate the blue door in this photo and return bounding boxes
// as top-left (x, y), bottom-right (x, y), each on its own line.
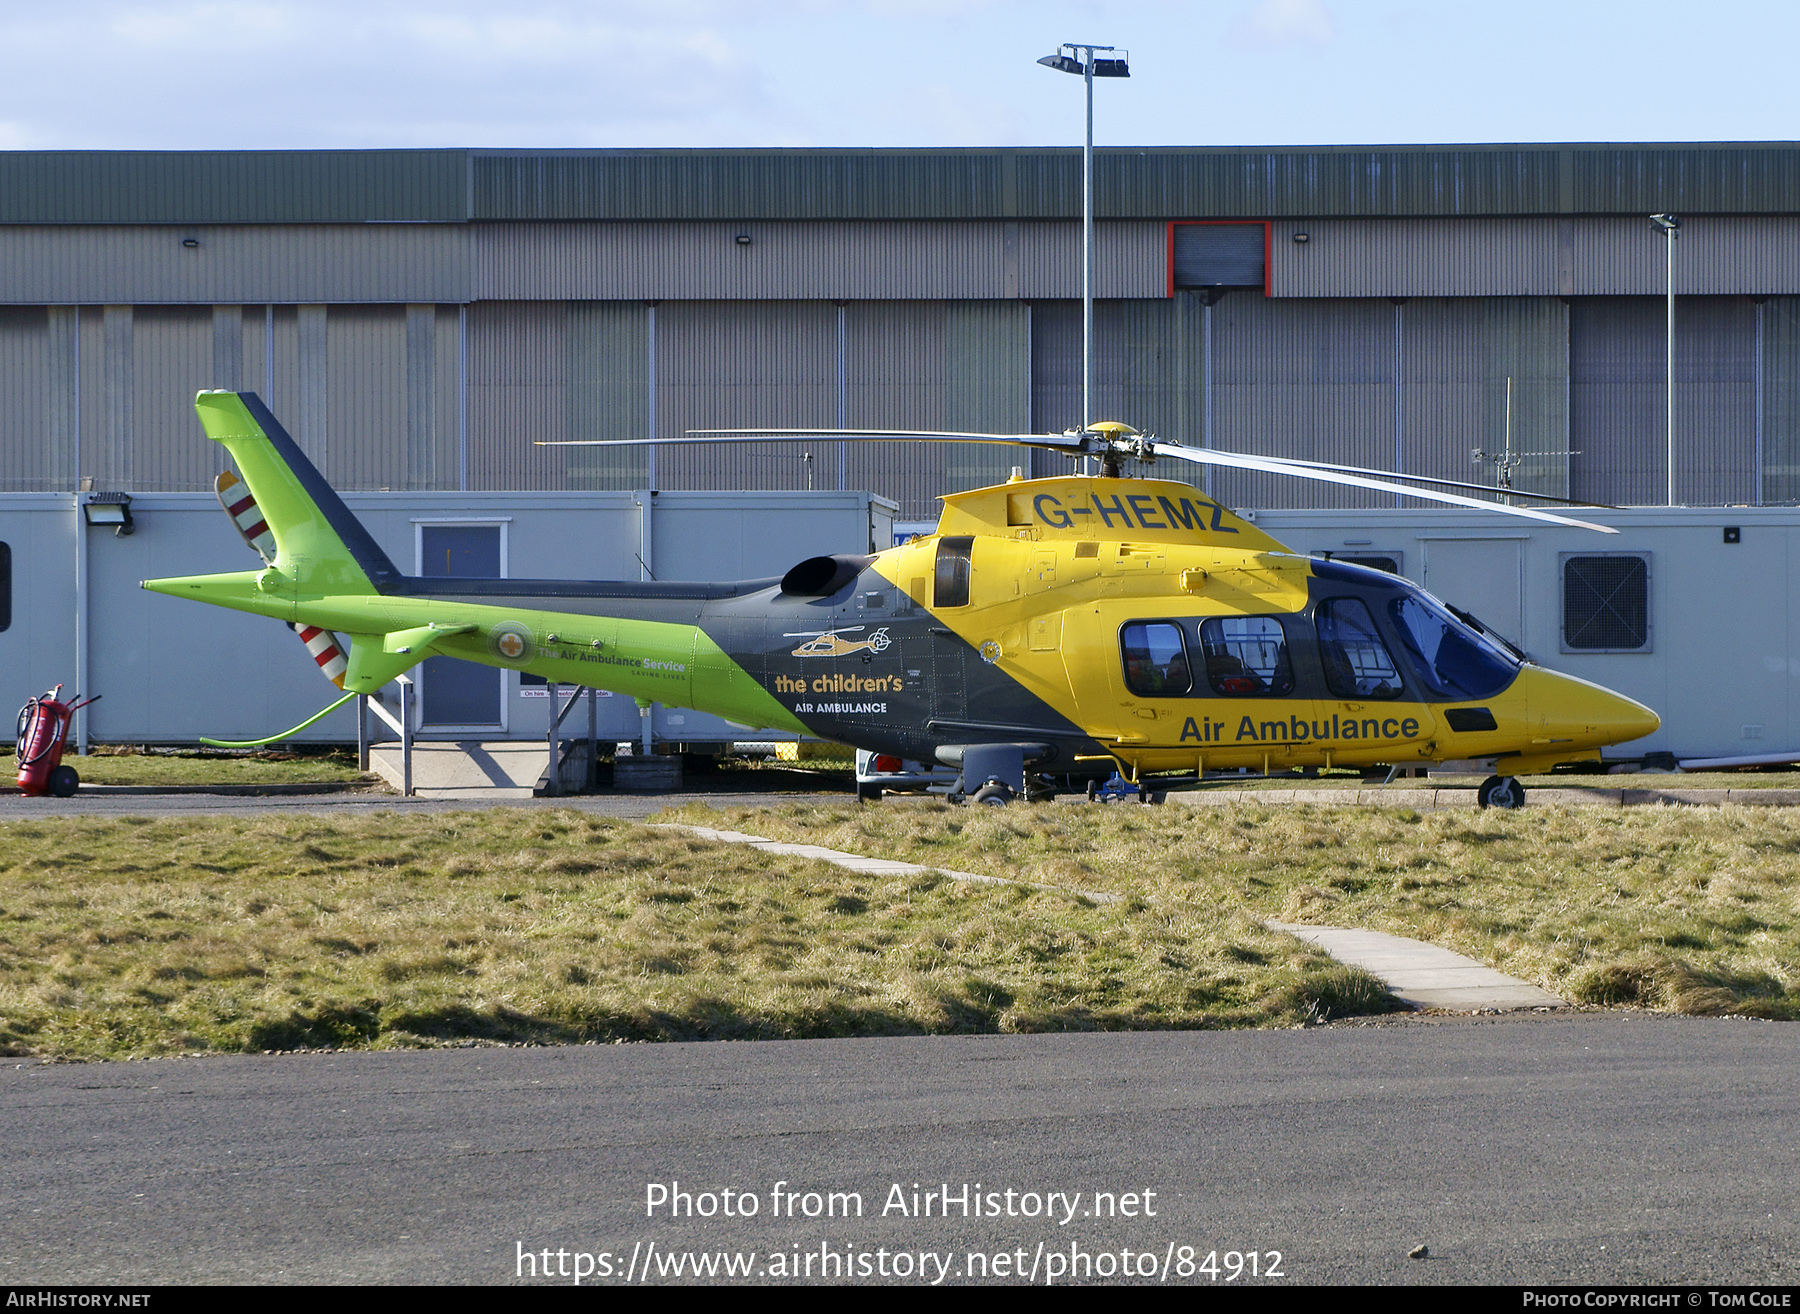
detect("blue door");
top-left (421, 525), bottom-right (502, 727)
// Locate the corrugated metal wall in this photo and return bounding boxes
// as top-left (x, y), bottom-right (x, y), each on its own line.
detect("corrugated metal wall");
top-left (0, 289), bottom-right (1778, 512)
top-left (1211, 296), bottom-right (1395, 510)
top-left (471, 220), bottom-right (1164, 301)
top-left (8, 216), bottom-right (1798, 307)
top-left (944, 300), bottom-right (1030, 495)
top-left (1026, 294), bottom-right (1571, 510)
top-left (1403, 298), bottom-right (1570, 502)
top-left (654, 300), bottom-right (837, 495)
top-left (1765, 298), bottom-right (1800, 505)
top-left (1273, 218), bottom-right (1560, 297)
top-left (0, 307), bottom-right (54, 491)
top-left (565, 301), bottom-right (649, 490)
top-left (0, 225), bottom-right (471, 305)
top-left (477, 222), bottom-right (1007, 301)
top-left (0, 302), bottom-right (467, 494)
top-left (127, 305), bottom-right (213, 491)
top-left (1569, 217), bottom-right (1800, 297)
top-left (1024, 295), bottom-right (1208, 483)
top-left (1571, 297), bottom-right (1758, 507)
top-left (1674, 299), bottom-right (1758, 507)
top-left (1272, 216), bottom-right (1800, 299)
top-left (1029, 300), bottom-right (1137, 437)
top-left (844, 301), bottom-right (948, 516)
top-left (325, 306), bottom-right (406, 491)
top-left (467, 301), bottom-right (566, 491)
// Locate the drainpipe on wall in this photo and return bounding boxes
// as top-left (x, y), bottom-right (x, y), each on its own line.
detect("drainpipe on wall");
top-left (73, 489), bottom-right (89, 755)
top-left (636, 488), bottom-right (657, 756)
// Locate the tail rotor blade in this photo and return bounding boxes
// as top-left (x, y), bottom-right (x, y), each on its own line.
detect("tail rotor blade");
top-left (291, 623), bottom-right (350, 690)
top-left (214, 471), bottom-right (277, 564)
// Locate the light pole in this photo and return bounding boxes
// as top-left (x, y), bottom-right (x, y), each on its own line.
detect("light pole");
top-left (1650, 212), bottom-right (1680, 505)
top-left (1038, 43), bottom-right (1129, 451)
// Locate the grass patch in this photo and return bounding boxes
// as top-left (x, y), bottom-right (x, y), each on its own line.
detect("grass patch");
top-left (0, 811), bottom-right (1383, 1060)
top-left (659, 798), bottom-right (1800, 1021)
top-left (1157, 768), bottom-right (1800, 791)
top-left (2, 745), bottom-right (368, 788)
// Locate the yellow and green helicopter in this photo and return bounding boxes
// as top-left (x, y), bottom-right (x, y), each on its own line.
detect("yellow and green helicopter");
top-left (144, 391), bottom-right (1658, 809)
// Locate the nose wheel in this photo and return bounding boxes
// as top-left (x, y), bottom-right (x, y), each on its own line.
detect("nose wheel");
top-left (1477, 774), bottom-right (1525, 809)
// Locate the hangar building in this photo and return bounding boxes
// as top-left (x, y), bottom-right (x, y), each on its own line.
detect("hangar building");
top-left (3, 144), bottom-right (1799, 757)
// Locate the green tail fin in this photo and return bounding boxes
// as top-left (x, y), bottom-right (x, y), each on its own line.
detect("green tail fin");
top-left (192, 391), bottom-right (402, 596)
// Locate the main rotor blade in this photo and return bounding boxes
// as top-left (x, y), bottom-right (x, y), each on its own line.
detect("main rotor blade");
top-left (688, 427), bottom-right (1093, 450)
top-left (537, 428), bottom-right (1087, 450)
top-left (1193, 449), bottom-right (1617, 509)
top-left (1154, 443), bottom-right (1619, 534)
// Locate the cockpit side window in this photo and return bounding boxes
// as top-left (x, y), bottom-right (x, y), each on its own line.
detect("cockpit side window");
top-left (1200, 616), bottom-right (1294, 697)
top-left (934, 536), bottom-right (973, 608)
top-left (1120, 621), bottom-right (1193, 698)
top-left (1387, 593), bottom-right (1520, 700)
top-left (1315, 598), bottom-right (1403, 700)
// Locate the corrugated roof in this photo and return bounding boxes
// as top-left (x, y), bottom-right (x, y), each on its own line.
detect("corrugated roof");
top-left (5, 143), bottom-right (1800, 224)
top-left (0, 150), bottom-right (469, 224)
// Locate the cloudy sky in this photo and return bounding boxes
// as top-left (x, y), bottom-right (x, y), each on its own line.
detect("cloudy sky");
top-left (1, 0), bottom-right (1795, 151)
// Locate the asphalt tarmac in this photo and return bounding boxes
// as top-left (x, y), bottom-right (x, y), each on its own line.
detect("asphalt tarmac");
top-left (2, 1015), bottom-right (1794, 1286)
top-left (0, 781), bottom-right (848, 821)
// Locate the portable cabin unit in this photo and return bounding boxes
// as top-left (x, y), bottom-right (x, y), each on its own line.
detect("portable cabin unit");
top-left (1257, 505), bottom-right (1798, 762)
top-left (0, 488), bottom-right (893, 746)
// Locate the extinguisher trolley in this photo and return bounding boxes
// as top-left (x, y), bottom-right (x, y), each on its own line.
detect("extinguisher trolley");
top-left (15, 685), bottom-right (100, 798)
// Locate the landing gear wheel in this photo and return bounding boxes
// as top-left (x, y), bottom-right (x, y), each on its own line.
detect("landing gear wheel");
top-left (1478, 774), bottom-right (1525, 810)
top-left (856, 781), bottom-right (883, 803)
top-left (972, 782), bottom-right (1014, 807)
top-left (1086, 779), bottom-right (1100, 802)
top-left (47, 765), bottom-right (78, 798)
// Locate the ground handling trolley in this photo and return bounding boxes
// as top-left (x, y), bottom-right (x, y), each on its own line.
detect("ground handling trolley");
top-left (16, 685), bottom-right (100, 798)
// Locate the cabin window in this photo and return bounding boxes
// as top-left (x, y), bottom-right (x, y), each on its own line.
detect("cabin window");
top-left (1120, 621), bottom-right (1193, 697)
top-left (1387, 594), bottom-right (1519, 700)
top-left (1315, 598), bottom-right (1403, 700)
top-left (1562, 554), bottom-right (1650, 652)
top-left (934, 536), bottom-right (973, 608)
top-left (1199, 617), bottom-right (1294, 697)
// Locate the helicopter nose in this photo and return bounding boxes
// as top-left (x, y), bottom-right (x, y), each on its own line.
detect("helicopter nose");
top-left (1521, 667), bottom-right (1660, 748)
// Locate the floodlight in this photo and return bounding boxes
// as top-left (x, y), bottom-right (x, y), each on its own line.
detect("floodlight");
top-left (83, 493), bottom-right (134, 536)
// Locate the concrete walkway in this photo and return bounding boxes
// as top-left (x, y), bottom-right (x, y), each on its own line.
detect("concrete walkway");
top-left (1267, 920), bottom-right (1565, 1011)
top-left (657, 823), bottom-right (1119, 901)
top-left (661, 823), bottom-right (1559, 1011)
top-left (368, 741), bottom-right (543, 801)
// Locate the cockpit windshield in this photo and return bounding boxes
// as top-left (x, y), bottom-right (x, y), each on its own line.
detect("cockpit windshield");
top-left (1387, 591), bottom-right (1521, 701)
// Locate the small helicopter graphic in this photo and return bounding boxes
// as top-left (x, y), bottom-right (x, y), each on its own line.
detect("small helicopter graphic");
top-left (788, 627), bottom-right (894, 658)
top-left (145, 392), bottom-right (1658, 810)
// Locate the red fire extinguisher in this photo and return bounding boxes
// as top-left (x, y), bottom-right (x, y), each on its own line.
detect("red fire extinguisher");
top-left (15, 685), bottom-right (100, 798)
